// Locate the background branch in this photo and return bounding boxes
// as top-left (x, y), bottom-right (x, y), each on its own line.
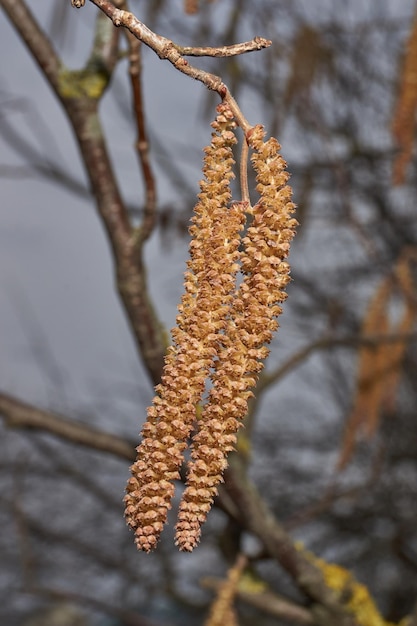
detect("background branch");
top-left (126, 32), bottom-right (158, 245)
top-left (258, 330), bottom-right (417, 395)
top-left (23, 586), bottom-right (158, 626)
top-left (202, 577), bottom-right (314, 624)
top-left (1, 0), bottom-right (166, 384)
top-left (224, 456), bottom-right (359, 625)
top-left (0, 392), bottom-right (135, 460)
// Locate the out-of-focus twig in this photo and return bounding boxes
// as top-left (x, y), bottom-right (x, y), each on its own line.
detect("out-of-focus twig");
top-left (23, 585), bottom-right (158, 626)
top-left (202, 576), bottom-right (314, 625)
top-left (244, 329), bottom-right (417, 435)
top-left (126, 33), bottom-right (157, 244)
top-left (257, 330), bottom-right (417, 396)
top-left (0, 0), bottom-right (167, 384)
top-left (285, 443), bottom-right (386, 531)
top-left (224, 455), bottom-right (360, 625)
top-left (0, 392), bottom-right (135, 460)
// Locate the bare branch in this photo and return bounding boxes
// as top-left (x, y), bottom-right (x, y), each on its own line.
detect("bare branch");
top-left (202, 577), bottom-right (314, 625)
top-left (0, 392), bottom-right (135, 461)
top-left (126, 33), bottom-right (158, 244)
top-left (257, 330), bottom-right (417, 396)
top-left (0, 0), bottom-right (61, 90)
top-left (1, 0), bottom-right (166, 384)
top-left (88, 7), bottom-right (120, 75)
top-left (88, 0), bottom-right (259, 132)
top-left (24, 585), bottom-right (158, 626)
top-left (0, 389), bottom-right (356, 623)
top-left (173, 37), bottom-right (272, 58)
top-left (225, 456), bottom-right (360, 625)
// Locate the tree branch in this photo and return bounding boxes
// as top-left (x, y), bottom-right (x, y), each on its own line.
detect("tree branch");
top-left (173, 37), bottom-right (272, 58)
top-left (225, 455), bottom-right (360, 625)
top-left (126, 33), bottom-right (158, 245)
top-left (257, 330), bottom-right (417, 396)
top-left (0, 0), bottom-right (62, 91)
top-left (0, 0), bottom-right (167, 384)
top-left (24, 585), bottom-right (158, 626)
top-left (202, 575), bottom-right (314, 624)
top-left (87, 0), bottom-right (267, 132)
top-left (0, 392), bottom-right (135, 461)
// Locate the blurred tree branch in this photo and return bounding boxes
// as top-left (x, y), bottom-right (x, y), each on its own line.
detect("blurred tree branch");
top-left (23, 586), bottom-right (159, 626)
top-left (0, 392), bottom-right (135, 460)
top-left (126, 33), bottom-right (157, 245)
top-left (258, 330), bottom-right (417, 395)
top-left (202, 575), bottom-right (314, 624)
top-left (0, 387), bottom-right (360, 623)
top-left (1, 0), bottom-right (166, 384)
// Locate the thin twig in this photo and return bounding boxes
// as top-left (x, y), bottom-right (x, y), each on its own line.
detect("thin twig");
top-left (257, 330), bottom-right (417, 396)
top-left (0, 392), bottom-right (135, 460)
top-left (173, 37), bottom-right (272, 58)
top-left (202, 577), bottom-right (314, 625)
top-left (1, 0), bottom-right (167, 384)
top-left (224, 455), bottom-right (360, 624)
top-left (245, 329), bottom-right (417, 444)
top-left (126, 33), bottom-right (158, 244)
top-left (88, 0), bottom-right (256, 131)
top-left (23, 585), bottom-right (157, 626)
top-left (0, 0), bottom-right (61, 90)
top-left (285, 443), bottom-right (387, 531)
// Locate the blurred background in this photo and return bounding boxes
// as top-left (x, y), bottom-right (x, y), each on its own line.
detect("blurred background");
top-left (1, 1), bottom-right (417, 624)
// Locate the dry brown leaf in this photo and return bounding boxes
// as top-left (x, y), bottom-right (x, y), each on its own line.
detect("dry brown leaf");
top-left (337, 284), bottom-right (390, 469)
top-left (391, 7), bottom-right (417, 185)
top-left (338, 252), bottom-right (417, 469)
top-left (379, 256), bottom-right (417, 414)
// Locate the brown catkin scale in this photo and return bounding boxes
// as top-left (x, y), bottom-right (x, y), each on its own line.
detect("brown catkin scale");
top-left (124, 104), bottom-right (246, 552)
top-left (175, 125), bottom-right (297, 551)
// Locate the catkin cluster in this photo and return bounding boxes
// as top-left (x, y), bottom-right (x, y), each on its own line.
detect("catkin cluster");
top-left (125, 106), bottom-right (297, 552)
top-left (125, 104), bottom-right (244, 551)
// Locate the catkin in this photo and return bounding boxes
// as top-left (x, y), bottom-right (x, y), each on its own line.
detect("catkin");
top-left (125, 104), bottom-right (244, 551)
top-left (175, 125), bottom-right (297, 551)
